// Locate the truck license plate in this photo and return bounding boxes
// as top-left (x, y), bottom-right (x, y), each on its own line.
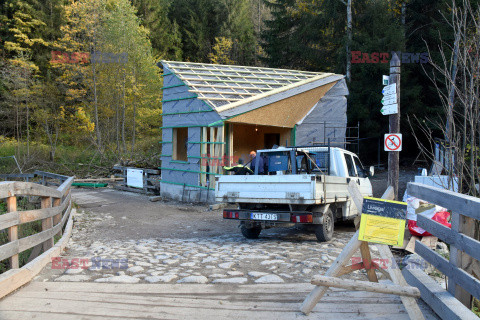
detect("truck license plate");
top-left (251, 213), bottom-right (278, 221)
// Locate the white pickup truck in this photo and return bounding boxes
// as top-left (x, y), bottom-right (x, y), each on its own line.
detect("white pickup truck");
top-left (215, 146), bottom-right (374, 242)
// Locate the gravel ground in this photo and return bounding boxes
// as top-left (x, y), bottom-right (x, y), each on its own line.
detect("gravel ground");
top-left (34, 188), bottom-right (386, 284)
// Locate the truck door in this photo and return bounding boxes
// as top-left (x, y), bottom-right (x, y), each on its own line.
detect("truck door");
top-left (343, 153), bottom-right (359, 217)
top-left (352, 155), bottom-right (373, 196)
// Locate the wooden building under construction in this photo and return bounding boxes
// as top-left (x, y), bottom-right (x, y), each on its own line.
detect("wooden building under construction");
top-left (159, 61), bottom-right (348, 202)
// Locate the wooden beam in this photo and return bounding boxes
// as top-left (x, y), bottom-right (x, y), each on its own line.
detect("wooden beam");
top-left (57, 177), bottom-right (74, 196)
top-left (169, 64), bottom-right (318, 76)
top-left (40, 197), bottom-right (53, 251)
top-left (172, 128), bottom-right (178, 161)
top-left (177, 71), bottom-right (308, 82)
top-left (6, 196), bottom-right (18, 269)
top-left (228, 124), bottom-right (233, 167)
top-left (0, 240), bottom-right (19, 263)
top-left (311, 275), bottom-right (420, 298)
top-left (336, 263), bottom-right (364, 277)
top-left (360, 242), bottom-right (378, 282)
top-left (185, 83), bottom-right (276, 91)
top-left (209, 127), bottom-right (216, 189)
top-left (217, 126), bottom-right (224, 174)
top-left (416, 214), bottom-right (480, 262)
top-left (0, 211), bottom-right (74, 300)
top-left (189, 89), bottom-right (258, 96)
top-left (377, 244), bottom-right (425, 320)
top-left (302, 183), bottom-right (424, 319)
top-left (200, 127), bottom-right (208, 187)
top-left (18, 194), bottom-right (68, 224)
top-left (300, 229), bottom-right (363, 314)
top-left (0, 182), bottom-right (62, 199)
top-left (74, 178), bottom-right (123, 182)
top-left (52, 198), bottom-right (62, 238)
top-left (407, 182), bottom-right (480, 220)
top-left (416, 241), bottom-right (480, 301)
top-left (301, 181), bottom-right (384, 315)
top-left (403, 268), bottom-right (478, 320)
top-left (0, 211), bottom-right (20, 231)
top-left (196, 96), bottom-right (242, 102)
top-left (181, 77), bottom-right (291, 86)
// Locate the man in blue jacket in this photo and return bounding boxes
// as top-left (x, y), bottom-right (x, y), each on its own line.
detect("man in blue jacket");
top-left (249, 151), bottom-right (264, 174)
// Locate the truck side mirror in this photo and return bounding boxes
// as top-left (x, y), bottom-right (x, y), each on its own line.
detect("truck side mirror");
top-left (369, 166), bottom-right (375, 177)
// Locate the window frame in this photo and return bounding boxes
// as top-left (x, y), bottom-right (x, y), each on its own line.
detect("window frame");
top-left (172, 127), bottom-right (188, 162)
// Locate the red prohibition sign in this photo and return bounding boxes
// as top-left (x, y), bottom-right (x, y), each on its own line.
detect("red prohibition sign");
top-left (385, 134), bottom-right (402, 151)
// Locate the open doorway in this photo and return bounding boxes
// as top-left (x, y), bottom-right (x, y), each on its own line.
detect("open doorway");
top-left (264, 133), bottom-right (280, 149)
top-left (229, 123), bottom-right (291, 163)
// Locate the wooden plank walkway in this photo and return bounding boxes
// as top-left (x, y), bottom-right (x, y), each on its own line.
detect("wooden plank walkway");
top-left (0, 282), bottom-right (439, 320)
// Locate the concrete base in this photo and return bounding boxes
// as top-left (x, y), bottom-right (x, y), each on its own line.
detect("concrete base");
top-left (160, 182), bottom-right (216, 203)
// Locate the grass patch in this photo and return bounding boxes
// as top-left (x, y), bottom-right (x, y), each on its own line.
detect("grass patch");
top-left (0, 137), bottom-right (161, 177)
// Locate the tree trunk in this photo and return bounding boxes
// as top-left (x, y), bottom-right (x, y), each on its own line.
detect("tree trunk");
top-left (26, 104), bottom-right (30, 157)
top-left (92, 53), bottom-right (101, 151)
top-left (131, 68), bottom-right (137, 153)
top-left (346, 0), bottom-right (352, 82)
top-left (121, 68), bottom-right (126, 153)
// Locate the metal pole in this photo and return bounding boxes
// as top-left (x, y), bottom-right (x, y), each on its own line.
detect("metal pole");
top-left (388, 53), bottom-right (401, 199)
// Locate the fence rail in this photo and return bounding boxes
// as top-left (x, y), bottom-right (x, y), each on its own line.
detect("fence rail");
top-left (404, 182), bottom-right (480, 320)
top-left (0, 171), bottom-right (73, 274)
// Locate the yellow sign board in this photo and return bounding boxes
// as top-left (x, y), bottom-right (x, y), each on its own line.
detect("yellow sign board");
top-left (358, 214), bottom-right (406, 246)
top-left (358, 197), bottom-right (407, 246)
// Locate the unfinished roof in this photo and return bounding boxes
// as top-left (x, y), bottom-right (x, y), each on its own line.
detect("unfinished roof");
top-left (162, 61), bottom-right (344, 119)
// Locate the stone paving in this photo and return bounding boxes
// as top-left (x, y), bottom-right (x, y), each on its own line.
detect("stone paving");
top-left (36, 208), bottom-right (383, 284)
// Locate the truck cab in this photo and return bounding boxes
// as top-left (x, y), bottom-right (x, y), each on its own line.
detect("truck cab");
top-left (216, 146), bottom-right (373, 242)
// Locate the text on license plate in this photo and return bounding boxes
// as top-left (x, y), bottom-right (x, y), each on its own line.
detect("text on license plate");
top-left (251, 213), bottom-right (278, 221)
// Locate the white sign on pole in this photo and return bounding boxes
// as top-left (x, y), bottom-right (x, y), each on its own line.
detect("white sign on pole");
top-left (381, 94), bottom-right (397, 106)
top-left (381, 103), bottom-right (398, 115)
top-left (382, 84), bottom-right (396, 96)
top-left (384, 134), bottom-right (402, 152)
top-left (127, 168), bottom-right (144, 188)
top-left (382, 75), bottom-right (389, 86)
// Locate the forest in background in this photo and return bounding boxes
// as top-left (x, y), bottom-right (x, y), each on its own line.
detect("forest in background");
top-left (0, 0), bottom-right (469, 176)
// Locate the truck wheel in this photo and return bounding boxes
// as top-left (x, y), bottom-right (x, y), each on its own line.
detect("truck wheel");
top-left (240, 223), bottom-right (262, 239)
top-left (315, 209), bottom-right (334, 242)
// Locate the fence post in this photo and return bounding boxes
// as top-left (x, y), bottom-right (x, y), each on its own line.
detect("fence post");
top-left (6, 196), bottom-right (19, 269)
top-left (449, 211), bottom-right (474, 307)
top-left (52, 197), bottom-right (62, 238)
top-left (41, 196), bottom-right (54, 250)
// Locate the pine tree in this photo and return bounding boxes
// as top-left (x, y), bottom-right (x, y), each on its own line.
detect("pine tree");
top-left (131, 0), bottom-right (182, 61)
top-left (219, 0), bottom-right (256, 65)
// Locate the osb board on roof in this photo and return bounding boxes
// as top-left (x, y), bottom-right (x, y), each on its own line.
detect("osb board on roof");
top-left (225, 81), bottom-right (337, 128)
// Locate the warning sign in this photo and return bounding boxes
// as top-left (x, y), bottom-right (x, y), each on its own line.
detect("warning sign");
top-left (358, 197), bottom-right (408, 246)
top-left (384, 133), bottom-right (402, 151)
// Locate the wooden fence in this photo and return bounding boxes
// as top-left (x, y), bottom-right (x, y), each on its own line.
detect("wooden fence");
top-left (113, 166), bottom-right (160, 195)
top-left (403, 182), bottom-right (480, 320)
top-left (0, 171), bottom-right (74, 299)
